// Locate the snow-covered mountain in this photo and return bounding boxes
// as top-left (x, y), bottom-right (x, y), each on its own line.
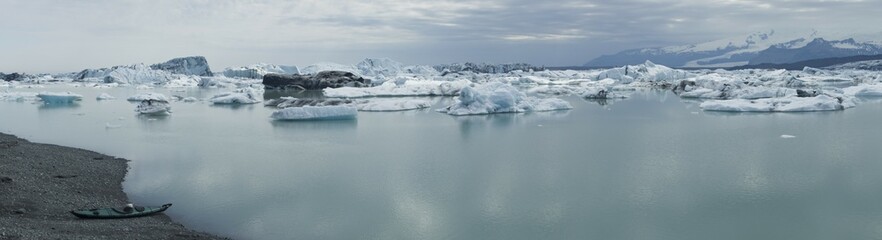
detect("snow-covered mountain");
top-left (585, 30), bottom-right (882, 68)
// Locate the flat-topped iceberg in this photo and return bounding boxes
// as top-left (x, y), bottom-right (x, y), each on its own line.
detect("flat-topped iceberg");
top-left (593, 60), bottom-right (691, 84)
top-left (270, 106), bottom-right (357, 120)
top-left (438, 82), bottom-right (572, 115)
top-left (324, 79), bottom-right (471, 98)
top-left (699, 95), bottom-right (856, 112)
top-left (127, 92), bottom-right (170, 102)
top-left (356, 99), bottom-right (431, 112)
top-left (300, 62), bottom-right (359, 75)
top-left (844, 84), bottom-right (882, 97)
top-left (37, 91), bottom-right (83, 104)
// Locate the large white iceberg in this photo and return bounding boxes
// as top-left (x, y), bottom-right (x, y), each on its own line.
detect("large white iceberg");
top-left (356, 99), bottom-right (431, 112)
top-left (593, 60), bottom-right (691, 84)
top-left (37, 91), bottom-right (83, 104)
top-left (438, 82), bottom-right (573, 115)
top-left (844, 84), bottom-right (882, 97)
top-left (270, 106), bottom-right (358, 120)
top-left (324, 79), bottom-right (472, 98)
top-left (699, 95), bottom-right (856, 112)
top-left (222, 63), bottom-right (300, 79)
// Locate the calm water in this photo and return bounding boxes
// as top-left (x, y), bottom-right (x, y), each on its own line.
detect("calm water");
top-left (3, 86), bottom-right (882, 240)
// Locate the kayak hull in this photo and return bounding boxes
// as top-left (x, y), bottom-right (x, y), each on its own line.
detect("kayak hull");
top-left (70, 203), bottom-right (172, 219)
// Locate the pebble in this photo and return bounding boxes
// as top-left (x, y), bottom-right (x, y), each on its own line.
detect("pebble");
top-left (0, 176), bottom-right (11, 183)
top-left (13, 208), bottom-right (26, 214)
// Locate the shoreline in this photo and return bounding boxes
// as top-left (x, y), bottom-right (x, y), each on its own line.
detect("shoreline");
top-left (0, 132), bottom-right (226, 239)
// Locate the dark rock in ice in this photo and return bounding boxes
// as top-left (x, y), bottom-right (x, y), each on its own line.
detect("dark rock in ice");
top-left (0, 72), bottom-right (28, 81)
top-left (434, 62), bottom-right (545, 74)
top-left (263, 71), bottom-right (370, 90)
top-left (672, 80), bottom-right (696, 95)
top-left (0, 176), bottom-right (12, 183)
top-left (150, 56), bottom-right (213, 76)
top-left (52, 175), bottom-right (78, 179)
top-left (13, 208), bottom-right (26, 214)
top-left (264, 97), bottom-right (354, 108)
top-left (796, 89), bottom-right (821, 97)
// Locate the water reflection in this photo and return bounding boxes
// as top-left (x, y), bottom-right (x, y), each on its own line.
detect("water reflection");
top-left (37, 102), bottom-right (81, 110)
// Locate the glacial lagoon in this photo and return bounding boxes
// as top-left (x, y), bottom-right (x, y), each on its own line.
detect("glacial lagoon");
top-left (3, 86), bottom-right (882, 239)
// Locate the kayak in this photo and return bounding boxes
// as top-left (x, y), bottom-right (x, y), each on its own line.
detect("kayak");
top-left (70, 203), bottom-right (172, 219)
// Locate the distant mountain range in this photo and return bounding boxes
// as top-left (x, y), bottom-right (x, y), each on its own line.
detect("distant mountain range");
top-left (585, 30), bottom-right (882, 68)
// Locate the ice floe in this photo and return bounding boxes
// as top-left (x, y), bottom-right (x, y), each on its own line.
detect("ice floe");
top-left (135, 99), bottom-right (171, 115)
top-left (699, 95), bottom-right (856, 112)
top-left (37, 91), bottom-right (83, 104)
top-left (270, 106), bottom-right (358, 120)
top-left (127, 92), bottom-right (170, 102)
top-left (209, 88), bottom-right (262, 104)
top-left (96, 93), bottom-right (116, 100)
top-left (356, 99), bottom-right (432, 112)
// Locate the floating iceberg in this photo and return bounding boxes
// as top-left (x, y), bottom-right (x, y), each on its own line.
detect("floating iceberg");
top-left (580, 87), bottom-right (628, 99)
top-left (699, 95), bottom-right (855, 112)
top-left (37, 91), bottom-right (83, 104)
top-left (438, 82), bottom-right (572, 115)
top-left (209, 88), bottom-right (262, 104)
top-left (356, 58), bottom-right (403, 77)
top-left (127, 92), bottom-right (170, 102)
top-left (593, 60), bottom-right (691, 84)
top-left (356, 99), bottom-right (431, 112)
top-left (0, 92), bottom-right (38, 102)
top-left (96, 93), bottom-right (115, 100)
top-left (324, 79), bottom-right (471, 98)
top-left (270, 106), bottom-right (357, 120)
top-left (135, 99), bottom-right (171, 115)
top-left (843, 84), bottom-right (882, 97)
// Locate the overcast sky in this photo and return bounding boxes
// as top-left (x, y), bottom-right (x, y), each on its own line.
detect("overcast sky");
top-left (1, 0), bottom-right (880, 73)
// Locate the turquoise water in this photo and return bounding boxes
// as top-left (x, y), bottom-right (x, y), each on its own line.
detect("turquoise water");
top-left (3, 86), bottom-right (882, 239)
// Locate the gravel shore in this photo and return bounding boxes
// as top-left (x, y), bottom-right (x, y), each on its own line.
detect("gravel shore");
top-left (0, 133), bottom-right (226, 239)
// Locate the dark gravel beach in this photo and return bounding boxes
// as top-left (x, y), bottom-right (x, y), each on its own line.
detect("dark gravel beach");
top-left (0, 133), bottom-right (226, 239)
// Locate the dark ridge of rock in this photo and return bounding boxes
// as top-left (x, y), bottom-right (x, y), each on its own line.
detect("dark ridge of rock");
top-left (1, 72), bottom-right (27, 81)
top-left (434, 62), bottom-right (545, 74)
top-left (262, 71), bottom-right (370, 90)
top-left (264, 97), bottom-right (354, 108)
top-left (796, 89), bottom-right (821, 97)
top-left (150, 56), bottom-right (213, 76)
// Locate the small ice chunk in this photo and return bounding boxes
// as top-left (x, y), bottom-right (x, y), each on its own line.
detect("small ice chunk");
top-left (270, 106), bottom-right (357, 120)
top-left (105, 123), bottom-right (122, 129)
top-left (96, 93), bottom-right (115, 100)
top-left (135, 99), bottom-right (171, 115)
top-left (209, 88), bottom-right (261, 104)
top-left (780, 135), bottom-right (796, 138)
top-left (127, 92), bottom-right (170, 102)
top-left (183, 97), bottom-right (198, 102)
top-left (37, 91), bottom-right (83, 103)
top-left (357, 99), bottom-right (431, 112)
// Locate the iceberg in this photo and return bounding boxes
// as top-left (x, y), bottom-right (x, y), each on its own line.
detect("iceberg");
top-left (356, 58), bottom-right (403, 77)
top-left (593, 61), bottom-right (691, 84)
top-left (0, 92), bottom-right (38, 102)
top-left (844, 84), bottom-right (882, 97)
top-left (438, 82), bottom-right (572, 115)
top-left (209, 88), bottom-right (262, 104)
top-left (699, 95), bottom-right (855, 112)
top-left (96, 93), bottom-right (115, 100)
top-left (580, 87), bottom-right (628, 99)
top-left (356, 99), bottom-right (431, 112)
top-left (127, 92), bottom-right (170, 102)
top-left (149, 56), bottom-right (213, 76)
top-left (37, 91), bottom-right (83, 104)
top-left (270, 106), bottom-right (357, 120)
top-left (135, 99), bottom-right (171, 115)
top-left (324, 79), bottom-right (472, 98)
top-left (75, 64), bottom-right (179, 85)
top-left (223, 63), bottom-right (300, 79)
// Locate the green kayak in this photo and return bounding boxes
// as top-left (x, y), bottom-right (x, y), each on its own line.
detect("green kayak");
top-left (70, 203), bottom-right (172, 219)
